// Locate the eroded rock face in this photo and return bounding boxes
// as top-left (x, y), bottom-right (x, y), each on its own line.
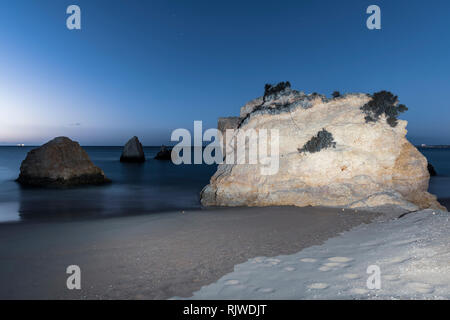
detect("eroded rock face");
top-left (218, 117), bottom-right (240, 134)
top-left (17, 137), bottom-right (110, 187)
top-left (120, 136), bottom-right (145, 163)
top-left (201, 87), bottom-right (445, 212)
top-left (218, 117), bottom-right (240, 148)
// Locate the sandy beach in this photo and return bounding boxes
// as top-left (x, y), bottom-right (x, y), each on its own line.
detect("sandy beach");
top-left (0, 206), bottom-right (382, 299)
top-left (189, 208), bottom-right (450, 299)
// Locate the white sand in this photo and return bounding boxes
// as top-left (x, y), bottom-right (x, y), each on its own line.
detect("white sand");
top-left (186, 209), bottom-right (450, 299)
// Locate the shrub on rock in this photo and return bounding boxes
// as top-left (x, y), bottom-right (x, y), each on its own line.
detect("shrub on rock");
top-left (264, 81), bottom-right (291, 98)
top-left (361, 91), bottom-right (408, 127)
top-left (298, 129), bottom-right (336, 154)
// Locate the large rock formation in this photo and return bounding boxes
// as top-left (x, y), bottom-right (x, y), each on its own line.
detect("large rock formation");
top-left (120, 136), bottom-right (145, 163)
top-left (201, 84), bottom-right (445, 212)
top-left (17, 137), bottom-right (110, 187)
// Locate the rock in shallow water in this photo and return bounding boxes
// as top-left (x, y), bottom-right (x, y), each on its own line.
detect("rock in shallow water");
top-left (17, 136), bottom-right (110, 187)
top-left (201, 86), bottom-right (445, 212)
top-left (427, 163), bottom-right (437, 176)
top-left (154, 145), bottom-right (172, 160)
top-left (120, 136), bottom-right (145, 163)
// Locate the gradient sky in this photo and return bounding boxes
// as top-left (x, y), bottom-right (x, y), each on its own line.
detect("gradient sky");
top-left (0, 0), bottom-right (449, 146)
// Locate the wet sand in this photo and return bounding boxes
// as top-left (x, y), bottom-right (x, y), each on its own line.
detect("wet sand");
top-left (0, 206), bottom-right (382, 299)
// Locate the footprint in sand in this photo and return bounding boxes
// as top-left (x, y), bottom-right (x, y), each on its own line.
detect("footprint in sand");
top-left (408, 282), bottom-right (434, 294)
top-left (323, 262), bottom-right (341, 267)
top-left (224, 280), bottom-right (240, 286)
top-left (300, 258), bottom-right (317, 263)
top-left (257, 288), bottom-right (275, 293)
top-left (328, 257), bottom-right (354, 263)
top-left (386, 256), bottom-right (412, 264)
top-left (319, 266), bottom-right (331, 272)
top-left (308, 283), bottom-right (329, 289)
top-left (361, 240), bottom-right (384, 247)
top-left (384, 274), bottom-right (400, 281)
top-left (266, 258), bottom-right (281, 265)
top-left (351, 288), bottom-right (368, 295)
top-left (284, 266), bottom-right (296, 272)
top-left (392, 239), bottom-right (419, 246)
top-left (343, 273), bottom-right (360, 279)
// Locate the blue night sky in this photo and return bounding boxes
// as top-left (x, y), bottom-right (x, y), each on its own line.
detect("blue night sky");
top-left (0, 0), bottom-right (449, 146)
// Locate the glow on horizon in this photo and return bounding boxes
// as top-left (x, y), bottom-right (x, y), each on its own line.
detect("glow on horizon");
top-left (1, 0), bottom-right (450, 146)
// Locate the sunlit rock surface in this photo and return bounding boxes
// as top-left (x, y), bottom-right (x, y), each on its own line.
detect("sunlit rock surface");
top-left (201, 87), bottom-right (444, 212)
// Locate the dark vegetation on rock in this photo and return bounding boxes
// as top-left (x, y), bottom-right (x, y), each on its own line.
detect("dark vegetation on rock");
top-left (332, 91), bottom-right (341, 98)
top-left (239, 83), bottom-right (330, 129)
top-left (263, 81), bottom-right (291, 99)
top-left (361, 91), bottom-right (408, 127)
top-left (298, 129), bottom-right (336, 154)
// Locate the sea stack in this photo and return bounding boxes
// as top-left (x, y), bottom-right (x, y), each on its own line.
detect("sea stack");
top-left (201, 83), bottom-right (445, 212)
top-left (17, 136), bottom-right (110, 187)
top-left (154, 145), bottom-right (172, 160)
top-left (428, 163), bottom-right (437, 176)
top-left (120, 136), bottom-right (145, 163)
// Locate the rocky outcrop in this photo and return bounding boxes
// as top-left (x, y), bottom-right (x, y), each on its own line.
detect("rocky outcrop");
top-left (218, 117), bottom-right (240, 149)
top-left (218, 117), bottom-right (240, 134)
top-left (154, 145), bottom-right (172, 160)
top-left (17, 137), bottom-right (110, 187)
top-left (201, 85), bottom-right (445, 212)
top-left (120, 136), bottom-right (145, 163)
top-left (428, 163), bottom-right (437, 176)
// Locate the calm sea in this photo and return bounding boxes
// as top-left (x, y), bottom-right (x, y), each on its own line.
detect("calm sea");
top-left (0, 146), bottom-right (216, 223)
top-left (0, 146), bottom-right (448, 223)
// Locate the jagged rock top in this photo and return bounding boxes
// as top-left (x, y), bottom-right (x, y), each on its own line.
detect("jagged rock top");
top-left (239, 86), bottom-right (367, 127)
top-left (17, 136), bottom-right (110, 187)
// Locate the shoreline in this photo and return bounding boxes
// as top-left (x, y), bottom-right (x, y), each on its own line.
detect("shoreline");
top-left (0, 206), bottom-right (384, 299)
top-left (437, 198), bottom-right (450, 211)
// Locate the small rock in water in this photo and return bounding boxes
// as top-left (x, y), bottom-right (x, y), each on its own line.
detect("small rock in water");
top-left (154, 145), bottom-right (172, 160)
top-left (120, 136), bottom-right (146, 163)
top-left (427, 163), bottom-right (437, 176)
